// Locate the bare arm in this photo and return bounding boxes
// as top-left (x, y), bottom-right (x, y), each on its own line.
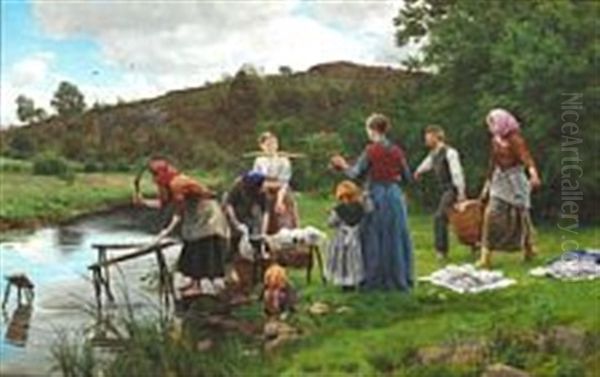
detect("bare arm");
top-left (510, 133), bottom-right (541, 188)
top-left (154, 214), bottom-right (181, 243)
top-left (134, 185), bottom-right (169, 209)
top-left (261, 212), bottom-right (270, 236)
top-left (225, 204), bottom-right (245, 230)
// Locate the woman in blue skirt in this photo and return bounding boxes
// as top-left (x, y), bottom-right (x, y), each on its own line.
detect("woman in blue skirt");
top-left (331, 113), bottom-right (414, 291)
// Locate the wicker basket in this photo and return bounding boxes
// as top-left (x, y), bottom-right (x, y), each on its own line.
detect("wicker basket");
top-left (272, 246), bottom-right (311, 268)
top-left (447, 199), bottom-right (484, 247)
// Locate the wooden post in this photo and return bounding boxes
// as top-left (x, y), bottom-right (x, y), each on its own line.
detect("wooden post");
top-left (312, 245), bottom-right (326, 285)
top-left (92, 267), bottom-right (103, 315)
top-left (306, 245), bottom-right (314, 284)
top-left (2, 284), bottom-right (11, 309)
top-left (155, 248), bottom-right (174, 311)
top-left (98, 246), bottom-right (115, 303)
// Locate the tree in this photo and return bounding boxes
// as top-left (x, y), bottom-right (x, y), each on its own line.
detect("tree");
top-left (16, 95), bottom-right (47, 124)
top-left (8, 131), bottom-right (36, 158)
top-left (16, 95), bottom-right (36, 123)
top-left (279, 66), bottom-right (293, 76)
top-left (51, 81), bottom-right (86, 117)
top-left (394, 0), bottom-right (599, 223)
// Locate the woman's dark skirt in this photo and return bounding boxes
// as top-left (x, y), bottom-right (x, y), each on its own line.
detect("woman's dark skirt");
top-left (482, 197), bottom-right (534, 252)
top-left (178, 236), bottom-right (226, 280)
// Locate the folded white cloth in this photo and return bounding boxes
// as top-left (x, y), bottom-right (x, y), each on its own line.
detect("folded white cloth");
top-left (530, 252), bottom-right (600, 281)
top-left (419, 264), bottom-right (516, 294)
top-left (266, 226), bottom-right (327, 249)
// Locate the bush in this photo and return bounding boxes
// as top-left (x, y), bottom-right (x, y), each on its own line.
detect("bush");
top-left (102, 160), bottom-right (131, 172)
top-left (33, 153), bottom-right (72, 177)
top-left (82, 159), bottom-right (131, 173)
top-left (83, 160), bottom-right (101, 173)
top-left (0, 157), bottom-right (32, 173)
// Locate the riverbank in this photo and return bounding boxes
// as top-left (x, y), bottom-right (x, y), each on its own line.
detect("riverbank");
top-left (0, 173), bottom-right (136, 232)
top-left (0, 171), bottom-right (228, 233)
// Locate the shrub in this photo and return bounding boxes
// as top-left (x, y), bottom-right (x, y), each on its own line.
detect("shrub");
top-left (83, 161), bottom-right (101, 173)
top-left (32, 153), bottom-right (75, 181)
top-left (102, 159), bottom-right (131, 172)
top-left (0, 157), bottom-right (32, 173)
top-left (8, 132), bottom-right (36, 159)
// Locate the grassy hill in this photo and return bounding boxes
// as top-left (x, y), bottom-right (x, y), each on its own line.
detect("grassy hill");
top-left (1, 59), bottom-right (598, 224)
top-left (0, 62), bottom-right (425, 172)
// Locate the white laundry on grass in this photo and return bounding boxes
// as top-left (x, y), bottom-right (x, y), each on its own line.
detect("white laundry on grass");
top-left (419, 264), bottom-right (516, 294)
top-left (529, 249), bottom-right (600, 281)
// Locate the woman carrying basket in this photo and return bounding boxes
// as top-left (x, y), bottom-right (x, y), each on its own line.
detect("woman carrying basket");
top-left (477, 109), bottom-right (541, 268)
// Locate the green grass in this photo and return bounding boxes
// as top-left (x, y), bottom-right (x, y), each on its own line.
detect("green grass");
top-left (0, 157), bottom-right (32, 173)
top-left (0, 172), bottom-right (139, 224)
top-left (101, 194), bottom-right (596, 377)
top-left (260, 195), bottom-right (600, 377)
top-left (4, 172), bottom-right (597, 375)
top-left (0, 170), bottom-right (228, 227)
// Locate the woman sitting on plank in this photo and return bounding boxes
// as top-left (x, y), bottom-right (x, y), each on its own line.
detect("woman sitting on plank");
top-left (252, 132), bottom-right (299, 234)
top-left (133, 158), bottom-right (230, 297)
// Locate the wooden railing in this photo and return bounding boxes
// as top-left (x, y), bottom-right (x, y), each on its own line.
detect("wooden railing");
top-left (88, 241), bottom-right (179, 313)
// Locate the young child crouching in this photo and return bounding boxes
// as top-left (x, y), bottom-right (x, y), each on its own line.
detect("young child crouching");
top-left (263, 263), bottom-right (296, 317)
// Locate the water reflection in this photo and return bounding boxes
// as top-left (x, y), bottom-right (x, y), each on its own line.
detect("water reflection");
top-left (55, 227), bottom-right (85, 253)
top-left (0, 206), bottom-right (162, 375)
top-left (3, 305), bottom-right (33, 347)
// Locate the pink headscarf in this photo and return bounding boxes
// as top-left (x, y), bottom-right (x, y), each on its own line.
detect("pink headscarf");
top-left (486, 108), bottom-right (520, 138)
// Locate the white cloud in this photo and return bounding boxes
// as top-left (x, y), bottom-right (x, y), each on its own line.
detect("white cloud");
top-left (2, 1), bottom-right (412, 126)
top-left (32, 0), bottom-right (409, 72)
top-left (1, 53), bottom-right (56, 126)
top-left (10, 52), bottom-right (55, 87)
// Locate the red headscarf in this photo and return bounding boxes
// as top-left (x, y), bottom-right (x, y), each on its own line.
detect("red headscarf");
top-left (149, 159), bottom-right (180, 188)
top-left (148, 159), bottom-right (213, 208)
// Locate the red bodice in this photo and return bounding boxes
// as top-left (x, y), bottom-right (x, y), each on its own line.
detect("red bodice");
top-left (366, 143), bottom-right (406, 182)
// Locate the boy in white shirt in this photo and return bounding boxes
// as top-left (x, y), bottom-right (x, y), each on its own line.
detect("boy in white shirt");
top-left (414, 125), bottom-right (466, 259)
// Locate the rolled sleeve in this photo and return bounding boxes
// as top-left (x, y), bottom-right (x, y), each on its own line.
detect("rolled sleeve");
top-left (446, 148), bottom-right (466, 198)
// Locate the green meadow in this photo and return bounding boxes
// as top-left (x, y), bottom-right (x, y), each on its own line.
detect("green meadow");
top-left (6, 173), bottom-right (594, 376)
top-left (92, 193), bottom-right (599, 377)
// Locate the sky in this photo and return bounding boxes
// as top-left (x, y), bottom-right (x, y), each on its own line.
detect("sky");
top-left (0, 0), bottom-right (411, 126)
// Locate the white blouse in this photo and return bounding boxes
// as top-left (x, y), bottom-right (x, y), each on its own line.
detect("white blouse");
top-left (253, 156), bottom-right (292, 184)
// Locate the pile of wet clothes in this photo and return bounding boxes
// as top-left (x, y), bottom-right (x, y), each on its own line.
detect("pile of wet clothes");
top-left (419, 264), bottom-right (516, 294)
top-left (530, 249), bottom-right (600, 281)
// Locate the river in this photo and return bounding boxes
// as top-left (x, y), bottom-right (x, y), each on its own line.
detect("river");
top-left (0, 207), bottom-right (179, 376)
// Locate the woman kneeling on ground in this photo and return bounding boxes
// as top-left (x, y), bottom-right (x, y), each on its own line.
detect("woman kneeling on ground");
top-left (133, 157), bottom-right (230, 297)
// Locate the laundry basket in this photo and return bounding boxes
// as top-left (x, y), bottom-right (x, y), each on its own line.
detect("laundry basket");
top-left (448, 199), bottom-right (484, 248)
